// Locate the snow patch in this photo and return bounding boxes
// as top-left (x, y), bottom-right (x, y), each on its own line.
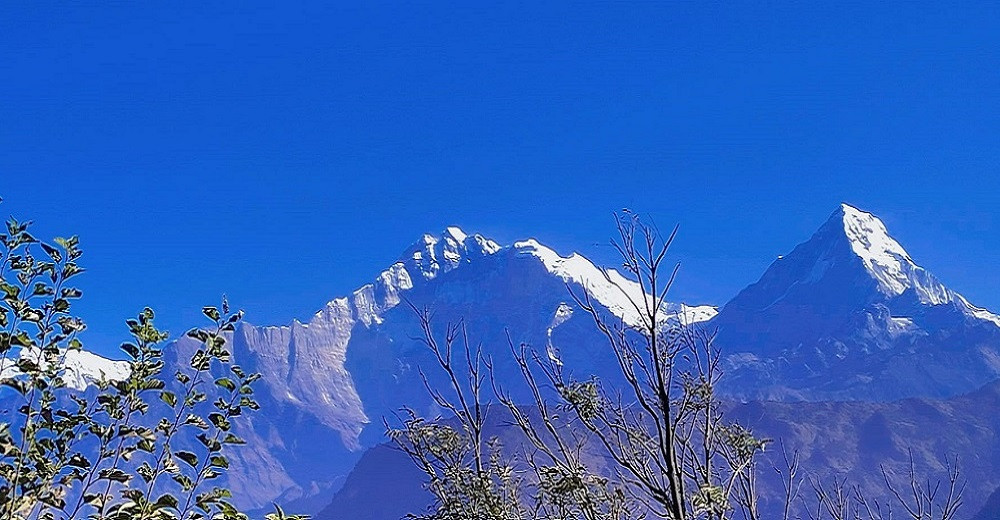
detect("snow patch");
top-left (673, 303), bottom-right (720, 325)
top-left (837, 204), bottom-right (998, 322)
top-left (549, 302), bottom-right (575, 331)
top-left (835, 204), bottom-right (953, 305)
top-left (444, 226), bottom-right (467, 243)
top-left (1, 347), bottom-right (130, 391)
top-left (514, 239), bottom-right (647, 326)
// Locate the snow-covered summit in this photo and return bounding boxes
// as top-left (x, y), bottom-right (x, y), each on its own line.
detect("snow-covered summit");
top-left (723, 202), bottom-right (1000, 323)
top-left (816, 203), bottom-right (950, 304)
top-left (58, 349), bottom-right (131, 390)
top-left (836, 203), bottom-right (914, 292)
top-left (815, 203), bottom-right (994, 315)
top-left (318, 229), bottom-right (712, 332)
top-left (397, 226), bottom-right (502, 282)
top-left (306, 228), bottom-right (503, 328)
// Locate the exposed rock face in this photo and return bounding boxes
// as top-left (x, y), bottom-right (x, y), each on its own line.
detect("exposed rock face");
top-left (713, 204), bottom-right (1000, 401)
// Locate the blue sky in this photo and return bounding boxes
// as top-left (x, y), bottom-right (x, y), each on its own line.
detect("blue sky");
top-left (3, 3), bottom-right (1000, 357)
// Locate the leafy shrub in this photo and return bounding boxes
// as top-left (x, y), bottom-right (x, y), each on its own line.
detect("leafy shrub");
top-left (0, 201), bottom-right (307, 520)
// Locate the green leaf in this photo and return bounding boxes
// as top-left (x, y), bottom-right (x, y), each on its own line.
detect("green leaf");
top-left (172, 472), bottom-right (196, 492)
top-left (137, 462), bottom-right (155, 482)
top-left (202, 306), bottom-right (221, 321)
top-left (184, 413), bottom-right (210, 429)
top-left (0, 281), bottom-right (20, 299)
top-left (121, 342), bottom-right (140, 360)
top-left (40, 242), bottom-right (62, 262)
top-left (197, 433), bottom-right (222, 452)
top-left (99, 467), bottom-right (131, 483)
top-left (62, 262), bottom-right (84, 279)
top-left (154, 493), bottom-right (179, 509)
top-left (138, 438), bottom-right (156, 453)
top-left (209, 412), bottom-right (231, 431)
top-left (1, 379), bottom-right (28, 395)
top-left (190, 350), bottom-right (211, 371)
top-left (10, 331), bottom-right (32, 347)
top-left (159, 391), bottom-right (177, 407)
top-left (175, 450), bottom-right (199, 468)
top-left (67, 453), bottom-right (91, 469)
top-left (32, 281), bottom-right (52, 296)
top-left (222, 433), bottom-right (245, 445)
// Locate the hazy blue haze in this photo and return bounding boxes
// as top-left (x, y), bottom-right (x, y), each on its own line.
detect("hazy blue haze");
top-left (2, 3), bottom-right (1000, 356)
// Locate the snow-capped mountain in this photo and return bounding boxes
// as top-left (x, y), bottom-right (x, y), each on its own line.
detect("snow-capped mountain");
top-left (226, 228), bottom-right (713, 448)
top-left (158, 228), bottom-right (716, 512)
top-left (713, 203), bottom-right (1000, 401)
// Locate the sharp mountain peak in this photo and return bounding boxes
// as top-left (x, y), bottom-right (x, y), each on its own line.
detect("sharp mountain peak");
top-left (757, 203), bottom-right (952, 305)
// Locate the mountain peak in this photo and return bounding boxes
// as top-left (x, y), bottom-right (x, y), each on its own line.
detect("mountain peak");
top-left (719, 204), bottom-right (975, 327)
top-left (824, 204), bottom-right (916, 297)
top-left (398, 228), bottom-right (501, 280)
top-left (835, 204), bottom-right (909, 258)
top-left (443, 226), bottom-right (467, 243)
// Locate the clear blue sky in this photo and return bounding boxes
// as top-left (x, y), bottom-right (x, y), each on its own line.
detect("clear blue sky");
top-left (3, 3), bottom-right (1000, 357)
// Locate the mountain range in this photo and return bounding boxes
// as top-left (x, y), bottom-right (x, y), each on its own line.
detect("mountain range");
top-left (11, 203), bottom-right (1000, 516)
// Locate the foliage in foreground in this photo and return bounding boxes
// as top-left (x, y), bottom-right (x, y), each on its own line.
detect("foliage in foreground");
top-left (0, 201), bottom-right (307, 519)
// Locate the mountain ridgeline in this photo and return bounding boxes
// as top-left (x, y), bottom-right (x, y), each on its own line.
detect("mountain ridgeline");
top-left (22, 204), bottom-right (1000, 515)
